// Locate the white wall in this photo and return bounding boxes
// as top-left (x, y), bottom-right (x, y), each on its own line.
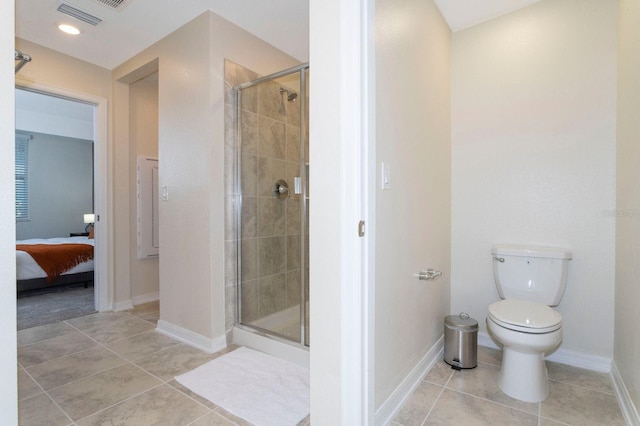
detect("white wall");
top-left (129, 72), bottom-right (159, 303)
top-left (15, 133), bottom-right (93, 240)
top-left (0, 0), bottom-right (17, 420)
top-left (15, 90), bottom-right (94, 141)
top-left (451, 0), bottom-right (617, 359)
top-left (615, 0), bottom-right (640, 418)
top-left (375, 0), bottom-right (451, 410)
top-left (113, 12), bottom-right (299, 348)
top-left (14, 39), bottom-right (111, 101)
top-left (308, 0), bottom-right (350, 420)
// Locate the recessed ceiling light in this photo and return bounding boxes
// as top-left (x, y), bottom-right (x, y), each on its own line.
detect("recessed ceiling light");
top-left (58, 24), bottom-right (80, 35)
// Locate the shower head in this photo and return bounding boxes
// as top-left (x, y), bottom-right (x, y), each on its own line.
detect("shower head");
top-left (279, 87), bottom-right (298, 102)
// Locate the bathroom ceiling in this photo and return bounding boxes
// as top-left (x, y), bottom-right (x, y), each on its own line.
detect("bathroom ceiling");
top-left (15, 0), bottom-right (310, 69)
top-left (15, 0), bottom-right (543, 70)
top-left (433, 0), bottom-right (544, 31)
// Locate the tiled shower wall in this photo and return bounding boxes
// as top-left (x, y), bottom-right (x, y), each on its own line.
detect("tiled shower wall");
top-left (224, 60), bottom-right (303, 338)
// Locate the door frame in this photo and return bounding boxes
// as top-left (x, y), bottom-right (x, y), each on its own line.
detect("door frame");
top-left (308, 0), bottom-right (375, 422)
top-left (15, 79), bottom-right (111, 311)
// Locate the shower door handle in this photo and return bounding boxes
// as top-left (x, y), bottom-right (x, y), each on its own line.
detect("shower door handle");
top-left (294, 177), bottom-right (302, 195)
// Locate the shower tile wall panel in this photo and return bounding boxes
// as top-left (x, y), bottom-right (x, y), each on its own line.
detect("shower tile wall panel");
top-left (225, 61), bottom-right (260, 336)
top-left (241, 113), bottom-right (258, 155)
top-left (224, 61), bottom-right (303, 334)
top-left (244, 79), bottom-right (301, 324)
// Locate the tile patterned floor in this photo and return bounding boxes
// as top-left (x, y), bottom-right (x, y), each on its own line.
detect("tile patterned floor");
top-left (392, 346), bottom-right (626, 426)
top-left (18, 303), bottom-right (625, 426)
top-left (17, 302), bottom-right (310, 426)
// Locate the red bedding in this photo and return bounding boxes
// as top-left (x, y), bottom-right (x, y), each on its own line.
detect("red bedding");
top-left (16, 244), bottom-right (93, 282)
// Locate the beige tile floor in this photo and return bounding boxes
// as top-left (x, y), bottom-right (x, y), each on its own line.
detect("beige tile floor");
top-left (18, 304), bottom-right (625, 426)
top-left (17, 302), bottom-right (310, 426)
top-left (392, 346), bottom-right (626, 426)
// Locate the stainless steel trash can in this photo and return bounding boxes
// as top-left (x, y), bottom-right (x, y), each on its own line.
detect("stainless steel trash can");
top-left (444, 313), bottom-right (478, 370)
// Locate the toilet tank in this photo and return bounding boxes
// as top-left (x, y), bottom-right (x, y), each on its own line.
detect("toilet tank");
top-left (492, 245), bottom-right (572, 306)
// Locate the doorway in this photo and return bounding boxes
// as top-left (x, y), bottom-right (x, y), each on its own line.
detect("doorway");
top-left (15, 89), bottom-right (96, 329)
top-left (14, 84), bottom-right (109, 326)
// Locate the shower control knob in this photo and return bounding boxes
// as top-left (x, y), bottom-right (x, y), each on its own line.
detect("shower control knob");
top-left (273, 179), bottom-right (290, 199)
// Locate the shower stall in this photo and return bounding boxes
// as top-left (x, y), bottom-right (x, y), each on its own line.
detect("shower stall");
top-left (233, 63), bottom-right (310, 348)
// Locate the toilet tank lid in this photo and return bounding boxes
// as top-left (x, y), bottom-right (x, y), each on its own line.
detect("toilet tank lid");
top-left (492, 245), bottom-right (572, 260)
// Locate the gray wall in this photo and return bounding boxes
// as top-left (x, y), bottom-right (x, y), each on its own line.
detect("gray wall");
top-left (15, 132), bottom-right (93, 240)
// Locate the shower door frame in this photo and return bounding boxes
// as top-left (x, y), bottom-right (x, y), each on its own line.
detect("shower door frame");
top-left (234, 62), bottom-right (310, 347)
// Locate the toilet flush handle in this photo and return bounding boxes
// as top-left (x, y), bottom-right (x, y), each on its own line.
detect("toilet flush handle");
top-left (492, 256), bottom-right (505, 263)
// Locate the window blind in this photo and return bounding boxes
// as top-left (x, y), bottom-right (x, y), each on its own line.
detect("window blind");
top-left (15, 134), bottom-right (30, 221)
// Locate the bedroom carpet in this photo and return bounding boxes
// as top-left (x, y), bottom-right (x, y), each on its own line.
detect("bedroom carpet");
top-left (17, 283), bottom-right (95, 330)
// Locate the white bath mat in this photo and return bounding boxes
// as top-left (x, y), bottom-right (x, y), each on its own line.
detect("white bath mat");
top-left (175, 347), bottom-right (309, 426)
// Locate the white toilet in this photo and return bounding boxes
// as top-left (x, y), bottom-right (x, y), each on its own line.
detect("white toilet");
top-left (486, 245), bottom-right (572, 403)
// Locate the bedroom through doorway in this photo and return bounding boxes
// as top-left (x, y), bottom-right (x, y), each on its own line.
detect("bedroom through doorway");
top-left (15, 88), bottom-right (98, 330)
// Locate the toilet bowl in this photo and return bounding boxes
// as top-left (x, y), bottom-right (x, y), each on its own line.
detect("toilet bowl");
top-left (487, 299), bottom-right (562, 402)
top-left (489, 245), bottom-right (571, 403)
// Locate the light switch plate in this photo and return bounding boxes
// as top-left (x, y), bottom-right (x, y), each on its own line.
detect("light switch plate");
top-left (381, 162), bottom-right (391, 190)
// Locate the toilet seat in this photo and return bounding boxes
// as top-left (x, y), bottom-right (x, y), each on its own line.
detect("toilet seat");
top-left (488, 299), bottom-right (562, 334)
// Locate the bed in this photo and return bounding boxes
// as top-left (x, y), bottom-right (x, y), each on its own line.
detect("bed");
top-left (16, 236), bottom-right (94, 292)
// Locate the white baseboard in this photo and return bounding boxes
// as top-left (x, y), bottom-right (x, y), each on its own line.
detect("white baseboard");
top-left (132, 291), bottom-right (159, 306)
top-left (546, 347), bottom-right (611, 373)
top-left (611, 361), bottom-right (640, 426)
top-left (156, 320), bottom-right (227, 354)
top-left (97, 301), bottom-right (113, 312)
top-left (375, 336), bottom-right (444, 425)
top-left (478, 332), bottom-right (611, 372)
top-left (111, 292), bottom-right (159, 312)
top-left (113, 300), bottom-right (134, 312)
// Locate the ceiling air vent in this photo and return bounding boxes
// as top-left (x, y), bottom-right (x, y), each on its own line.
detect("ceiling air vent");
top-left (92, 0), bottom-right (133, 11)
top-left (57, 3), bottom-right (103, 26)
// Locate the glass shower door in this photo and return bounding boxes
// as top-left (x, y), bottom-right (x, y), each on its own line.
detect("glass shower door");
top-left (236, 65), bottom-right (309, 346)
